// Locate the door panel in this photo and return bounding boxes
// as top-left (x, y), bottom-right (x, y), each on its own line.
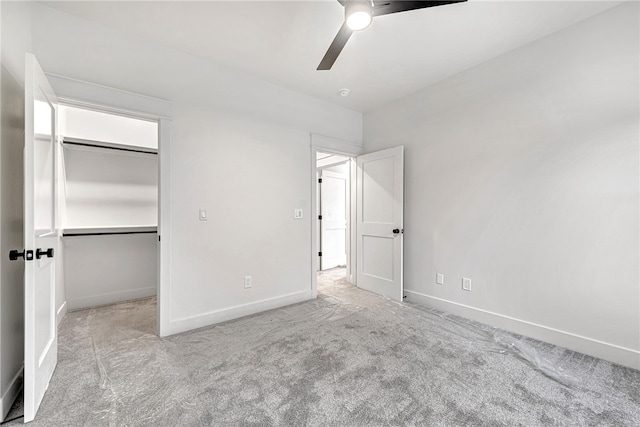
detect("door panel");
top-left (24, 54), bottom-right (58, 423)
top-left (362, 236), bottom-right (394, 280)
top-left (33, 109), bottom-right (55, 233)
top-left (362, 159), bottom-right (395, 223)
top-left (356, 146), bottom-right (403, 301)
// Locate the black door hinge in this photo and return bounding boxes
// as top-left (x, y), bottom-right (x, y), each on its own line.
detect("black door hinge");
top-left (318, 215), bottom-right (322, 220)
top-left (318, 252), bottom-right (322, 257)
top-left (318, 178), bottom-right (322, 183)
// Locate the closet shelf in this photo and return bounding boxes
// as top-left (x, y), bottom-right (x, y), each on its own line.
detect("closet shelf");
top-left (63, 226), bottom-right (158, 237)
top-left (62, 137), bottom-right (158, 155)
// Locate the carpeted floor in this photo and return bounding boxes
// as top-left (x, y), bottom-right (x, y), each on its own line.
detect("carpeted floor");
top-left (4, 268), bottom-right (640, 426)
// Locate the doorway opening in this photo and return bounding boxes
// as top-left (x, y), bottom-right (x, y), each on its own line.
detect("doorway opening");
top-left (57, 104), bottom-right (159, 323)
top-left (316, 151), bottom-right (352, 291)
top-left (311, 143), bottom-right (405, 303)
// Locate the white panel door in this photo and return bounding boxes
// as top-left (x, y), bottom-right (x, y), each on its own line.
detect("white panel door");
top-left (24, 54), bottom-right (58, 423)
top-left (320, 170), bottom-right (347, 270)
top-left (356, 146), bottom-right (404, 301)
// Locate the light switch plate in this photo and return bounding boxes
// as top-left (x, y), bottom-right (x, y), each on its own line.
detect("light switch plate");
top-left (436, 273), bottom-right (444, 285)
top-left (462, 278), bottom-right (472, 291)
top-left (294, 209), bottom-right (303, 219)
top-left (199, 209), bottom-right (207, 221)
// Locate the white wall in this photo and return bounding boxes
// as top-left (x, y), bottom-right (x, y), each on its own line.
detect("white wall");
top-left (62, 145), bottom-right (158, 228)
top-left (59, 105), bottom-right (158, 149)
top-left (169, 106), bottom-right (314, 325)
top-left (31, 3), bottom-right (362, 335)
top-left (64, 234), bottom-right (157, 310)
top-left (364, 3), bottom-right (639, 369)
top-left (0, 0), bottom-right (30, 419)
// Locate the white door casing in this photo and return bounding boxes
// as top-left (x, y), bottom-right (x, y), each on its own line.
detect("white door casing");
top-left (356, 146), bottom-right (404, 301)
top-left (320, 169), bottom-right (348, 270)
top-left (24, 54), bottom-right (58, 423)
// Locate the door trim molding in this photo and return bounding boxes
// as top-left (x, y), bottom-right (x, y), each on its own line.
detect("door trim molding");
top-left (46, 74), bottom-right (172, 337)
top-left (45, 73), bottom-right (171, 120)
top-left (311, 133), bottom-right (363, 156)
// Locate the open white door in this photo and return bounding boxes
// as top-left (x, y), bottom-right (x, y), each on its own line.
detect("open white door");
top-left (23, 54), bottom-right (58, 422)
top-left (356, 146), bottom-right (404, 301)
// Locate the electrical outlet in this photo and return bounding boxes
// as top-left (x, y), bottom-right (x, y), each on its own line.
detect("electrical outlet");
top-left (436, 273), bottom-right (444, 285)
top-left (199, 209), bottom-right (207, 221)
top-left (294, 209), bottom-right (303, 219)
top-left (244, 276), bottom-right (252, 289)
top-left (462, 278), bottom-right (472, 291)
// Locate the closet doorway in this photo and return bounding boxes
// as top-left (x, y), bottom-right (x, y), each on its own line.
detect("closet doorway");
top-left (58, 105), bottom-right (159, 316)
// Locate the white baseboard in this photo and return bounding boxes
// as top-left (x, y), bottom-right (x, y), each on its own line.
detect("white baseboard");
top-left (1, 367), bottom-right (23, 421)
top-left (67, 287), bottom-right (157, 311)
top-left (405, 290), bottom-right (640, 370)
top-left (164, 290), bottom-right (314, 337)
top-left (56, 300), bottom-right (67, 326)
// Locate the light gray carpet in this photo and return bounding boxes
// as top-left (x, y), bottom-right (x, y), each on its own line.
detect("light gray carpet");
top-left (5, 268), bottom-right (640, 426)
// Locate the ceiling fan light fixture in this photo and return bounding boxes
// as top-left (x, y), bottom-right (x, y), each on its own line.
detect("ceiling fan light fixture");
top-left (318, 0), bottom-right (468, 71)
top-left (345, 3), bottom-right (372, 31)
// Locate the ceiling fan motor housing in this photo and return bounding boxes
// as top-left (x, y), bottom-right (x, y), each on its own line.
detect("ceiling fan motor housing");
top-left (345, 1), bottom-right (374, 31)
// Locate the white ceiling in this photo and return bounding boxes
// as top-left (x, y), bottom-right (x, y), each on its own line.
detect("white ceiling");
top-left (42, 0), bottom-right (623, 112)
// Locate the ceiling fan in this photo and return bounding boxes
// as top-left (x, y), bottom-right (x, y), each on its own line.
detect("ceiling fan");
top-left (317, 0), bottom-right (468, 70)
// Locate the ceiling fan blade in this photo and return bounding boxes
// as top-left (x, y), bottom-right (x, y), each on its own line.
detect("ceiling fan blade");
top-left (317, 22), bottom-right (354, 71)
top-left (373, 0), bottom-right (467, 17)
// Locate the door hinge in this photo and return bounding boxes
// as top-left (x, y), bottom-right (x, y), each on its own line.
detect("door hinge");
top-left (318, 215), bottom-right (322, 220)
top-left (318, 252), bottom-right (322, 257)
top-left (318, 178), bottom-right (322, 184)
top-left (158, 235), bottom-right (161, 242)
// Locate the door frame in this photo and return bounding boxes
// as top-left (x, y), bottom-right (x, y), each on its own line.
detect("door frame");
top-left (43, 74), bottom-right (172, 336)
top-left (310, 134), bottom-right (363, 298)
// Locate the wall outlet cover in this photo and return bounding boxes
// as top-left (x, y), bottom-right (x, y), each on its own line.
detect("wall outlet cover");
top-left (294, 209), bottom-right (303, 219)
top-left (436, 273), bottom-right (444, 285)
top-left (462, 278), bottom-right (472, 291)
top-left (244, 276), bottom-right (252, 288)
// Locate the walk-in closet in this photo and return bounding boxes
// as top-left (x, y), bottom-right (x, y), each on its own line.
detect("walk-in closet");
top-left (59, 105), bottom-right (158, 310)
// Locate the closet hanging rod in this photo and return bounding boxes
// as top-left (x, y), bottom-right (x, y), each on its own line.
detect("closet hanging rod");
top-left (63, 230), bottom-right (157, 237)
top-left (62, 137), bottom-right (158, 155)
